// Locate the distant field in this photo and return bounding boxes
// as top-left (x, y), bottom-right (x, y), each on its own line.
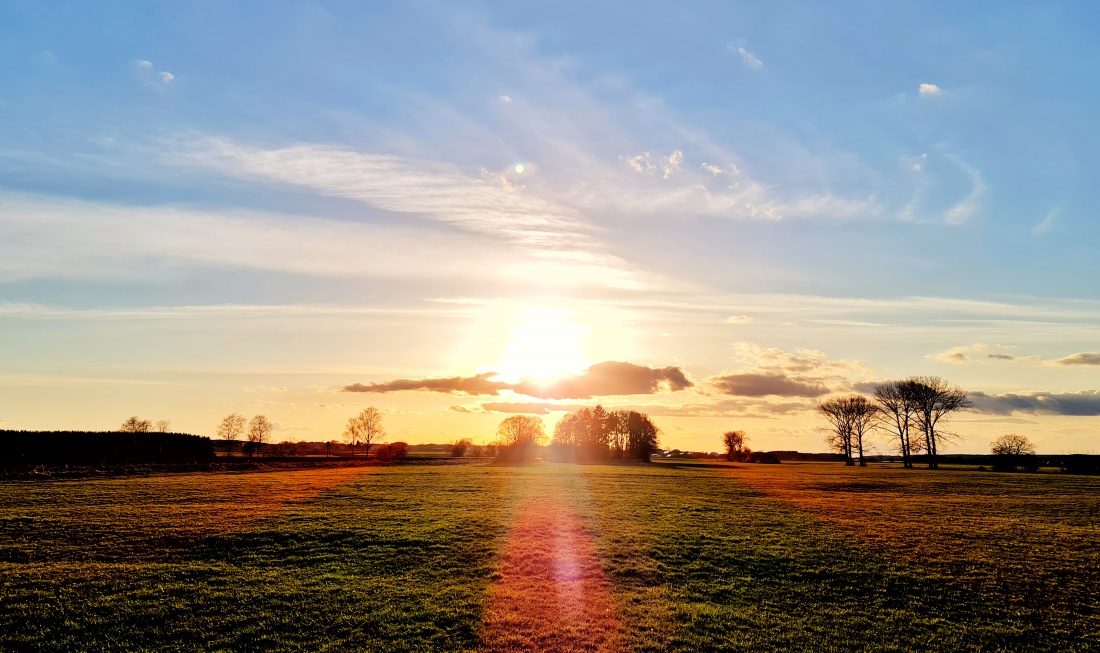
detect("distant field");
top-left (1, 462), bottom-right (1096, 652)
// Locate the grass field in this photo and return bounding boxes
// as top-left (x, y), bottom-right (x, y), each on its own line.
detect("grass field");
top-left (1, 461), bottom-right (1096, 652)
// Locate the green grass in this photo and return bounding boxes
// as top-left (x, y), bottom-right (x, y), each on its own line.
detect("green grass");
top-left (1, 466), bottom-right (514, 652)
top-left (1, 462), bottom-right (1097, 652)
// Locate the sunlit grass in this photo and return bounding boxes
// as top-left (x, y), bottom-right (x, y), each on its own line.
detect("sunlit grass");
top-left (1, 466), bottom-right (513, 652)
top-left (2, 462), bottom-right (1096, 651)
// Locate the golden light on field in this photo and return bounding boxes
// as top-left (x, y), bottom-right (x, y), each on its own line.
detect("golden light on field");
top-left (497, 306), bottom-right (590, 381)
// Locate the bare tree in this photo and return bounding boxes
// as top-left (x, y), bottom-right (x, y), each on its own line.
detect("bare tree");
top-left (873, 380), bottom-right (921, 468)
top-left (120, 416), bottom-right (152, 433)
top-left (154, 420), bottom-right (170, 433)
top-left (497, 415), bottom-right (546, 447)
top-left (247, 415), bottom-right (272, 457)
top-left (843, 395), bottom-right (877, 467)
top-left (818, 398), bottom-right (853, 465)
top-left (991, 433), bottom-right (1036, 456)
top-left (722, 430), bottom-right (747, 462)
top-left (217, 413), bottom-right (246, 456)
top-left (990, 433), bottom-right (1038, 473)
top-left (344, 407), bottom-right (385, 457)
top-left (907, 376), bottom-right (972, 469)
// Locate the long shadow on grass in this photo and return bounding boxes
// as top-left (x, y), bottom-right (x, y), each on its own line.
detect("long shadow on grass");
top-left (582, 465), bottom-right (1084, 653)
top-left (1, 466), bottom-right (514, 653)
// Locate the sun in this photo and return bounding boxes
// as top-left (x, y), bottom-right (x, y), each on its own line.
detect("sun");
top-left (496, 307), bottom-right (590, 382)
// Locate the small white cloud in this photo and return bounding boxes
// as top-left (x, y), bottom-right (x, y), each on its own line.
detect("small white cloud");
top-left (726, 315), bottom-right (753, 324)
top-left (919, 83), bottom-right (942, 96)
top-left (662, 149), bottom-right (683, 180)
top-left (1033, 208), bottom-right (1057, 235)
top-left (159, 71), bottom-right (175, 84)
top-left (499, 94), bottom-right (512, 104)
top-left (623, 152), bottom-right (656, 174)
top-left (903, 153), bottom-right (928, 172)
top-left (737, 47), bottom-right (763, 69)
top-left (702, 162), bottom-right (741, 177)
top-left (138, 60), bottom-right (153, 69)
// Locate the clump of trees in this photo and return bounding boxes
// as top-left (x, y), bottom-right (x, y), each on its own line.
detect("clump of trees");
top-left (120, 417), bottom-right (171, 433)
top-left (818, 376), bottom-right (973, 469)
top-left (495, 415), bottom-right (546, 463)
top-left (549, 405), bottom-right (659, 463)
top-left (719, 430), bottom-right (780, 464)
top-left (990, 433), bottom-right (1039, 472)
top-left (449, 437), bottom-right (487, 457)
top-left (722, 430), bottom-right (747, 462)
top-left (246, 415), bottom-right (272, 456)
top-left (344, 407), bottom-right (385, 457)
top-left (817, 395), bottom-right (877, 466)
top-left (215, 413), bottom-right (272, 456)
top-left (374, 441), bottom-right (409, 460)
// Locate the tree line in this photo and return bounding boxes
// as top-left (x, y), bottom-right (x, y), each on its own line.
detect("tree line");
top-left (487, 406), bottom-right (661, 463)
top-left (818, 376), bottom-right (972, 468)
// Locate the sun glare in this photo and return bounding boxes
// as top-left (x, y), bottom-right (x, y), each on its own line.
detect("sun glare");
top-left (497, 307), bottom-right (590, 382)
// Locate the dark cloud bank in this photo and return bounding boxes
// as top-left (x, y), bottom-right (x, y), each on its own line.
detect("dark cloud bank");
top-left (970, 390), bottom-right (1100, 416)
top-left (343, 361), bottom-right (692, 400)
top-left (708, 372), bottom-right (829, 398)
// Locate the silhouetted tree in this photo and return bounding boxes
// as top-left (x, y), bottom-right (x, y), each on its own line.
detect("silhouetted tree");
top-left (873, 380), bottom-right (921, 468)
top-left (845, 395), bottom-right (877, 466)
top-left (120, 416), bottom-right (152, 433)
top-left (344, 407), bottom-right (385, 457)
top-left (624, 411), bottom-right (659, 462)
top-left (496, 415), bottom-right (545, 462)
top-left (990, 433), bottom-right (1038, 472)
top-left (247, 415), bottom-right (272, 456)
top-left (497, 415), bottom-right (546, 447)
top-left (217, 413), bottom-right (246, 456)
top-left (991, 433), bottom-right (1035, 455)
top-left (552, 411), bottom-right (584, 459)
top-left (607, 411), bottom-right (630, 460)
top-left (450, 438), bottom-right (473, 457)
top-left (377, 441), bottom-right (409, 459)
top-left (907, 376), bottom-right (972, 469)
top-left (723, 430), bottom-right (747, 462)
top-left (154, 420), bottom-right (170, 433)
top-left (818, 398), bottom-right (854, 465)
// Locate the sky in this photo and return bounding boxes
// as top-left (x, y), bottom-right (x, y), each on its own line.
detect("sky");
top-left (1, 1), bottom-right (1099, 454)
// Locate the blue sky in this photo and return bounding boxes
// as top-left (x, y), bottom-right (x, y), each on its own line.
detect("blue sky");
top-left (1, 1), bottom-right (1098, 452)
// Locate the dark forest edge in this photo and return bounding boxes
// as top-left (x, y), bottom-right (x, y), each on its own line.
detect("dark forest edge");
top-left (3, 430), bottom-right (1097, 478)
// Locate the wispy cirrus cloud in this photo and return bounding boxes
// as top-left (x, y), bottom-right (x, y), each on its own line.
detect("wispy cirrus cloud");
top-left (185, 140), bottom-right (598, 250)
top-left (943, 158), bottom-right (985, 225)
